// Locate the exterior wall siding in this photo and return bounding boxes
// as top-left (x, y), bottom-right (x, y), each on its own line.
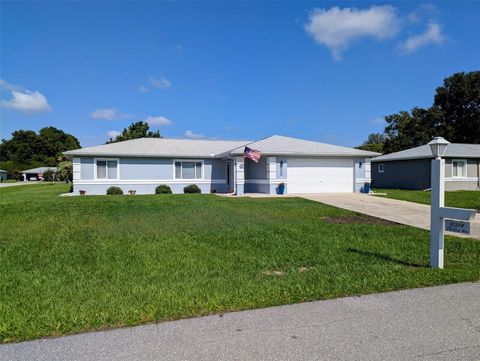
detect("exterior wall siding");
top-left (244, 157), bottom-right (267, 179)
top-left (354, 158), bottom-right (371, 192)
top-left (73, 156), bottom-right (228, 195)
top-left (276, 157), bottom-right (287, 180)
top-left (80, 157), bottom-right (95, 180)
top-left (372, 157), bottom-right (480, 190)
top-left (371, 159), bottom-right (431, 190)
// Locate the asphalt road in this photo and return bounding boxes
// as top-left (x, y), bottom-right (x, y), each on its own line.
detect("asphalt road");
top-left (2, 283), bottom-right (479, 361)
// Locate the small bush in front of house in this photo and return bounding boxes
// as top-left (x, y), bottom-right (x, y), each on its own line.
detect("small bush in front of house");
top-left (184, 184), bottom-right (201, 194)
top-left (106, 186), bottom-right (123, 195)
top-left (155, 184), bottom-right (172, 194)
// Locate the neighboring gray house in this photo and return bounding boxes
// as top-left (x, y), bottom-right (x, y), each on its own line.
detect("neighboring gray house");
top-left (21, 167), bottom-right (57, 181)
top-left (64, 135), bottom-right (379, 195)
top-left (372, 143), bottom-right (480, 191)
top-left (0, 169), bottom-right (7, 181)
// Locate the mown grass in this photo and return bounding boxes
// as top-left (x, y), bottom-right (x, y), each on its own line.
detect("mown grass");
top-left (1, 183), bottom-right (479, 342)
top-left (373, 188), bottom-right (480, 211)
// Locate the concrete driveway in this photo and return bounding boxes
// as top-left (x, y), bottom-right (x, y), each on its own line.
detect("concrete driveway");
top-left (1, 283), bottom-right (479, 361)
top-left (297, 193), bottom-right (480, 239)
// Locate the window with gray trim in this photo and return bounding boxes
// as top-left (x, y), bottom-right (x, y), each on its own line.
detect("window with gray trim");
top-left (175, 161), bottom-right (202, 179)
top-left (378, 164), bottom-right (384, 173)
top-left (452, 160), bottom-right (466, 178)
top-left (96, 160), bottom-right (118, 179)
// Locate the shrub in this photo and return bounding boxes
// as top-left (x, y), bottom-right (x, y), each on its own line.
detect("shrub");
top-left (155, 184), bottom-right (172, 194)
top-left (57, 161), bottom-right (73, 183)
top-left (10, 169), bottom-right (22, 181)
top-left (184, 184), bottom-right (201, 194)
top-left (42, 169), bottom-right (56, 182)
top-left (106, 186), bottom-right (123, 195)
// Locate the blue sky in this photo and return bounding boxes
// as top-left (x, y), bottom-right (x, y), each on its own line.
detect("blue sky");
top-left (1, 1), bottom-right (479, 147)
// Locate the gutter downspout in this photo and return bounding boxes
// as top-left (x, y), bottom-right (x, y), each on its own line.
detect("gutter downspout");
top-left (477, 160), bottom-right (480, 189)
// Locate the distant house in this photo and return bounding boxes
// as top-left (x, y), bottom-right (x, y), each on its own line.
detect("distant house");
top-left (0, 169), bottom-right (7, 181)
top-left (64, 135), bottom-right (379, 195)
top-left (21, 167), bottom-right (57, 181)
top-left (371, 143), bottom-right (480, 190)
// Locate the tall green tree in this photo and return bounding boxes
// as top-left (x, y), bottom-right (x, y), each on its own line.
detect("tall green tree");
top-left (0, 130), bottom-right (40, 163)
top-left (433, 71), bottom-right (480, 143)
top-left (357, 133), bottom-right (386, 153)
top-left (0, 127), bottom-right (80, 173)
top-left (38, 127), bottom-right (80, 159)
top-left (383, 107), bottom-right (443, 153)
top-left (380, 71), bottom-right (479, 153)
top-left (108, 121), bottom-right (161, 143)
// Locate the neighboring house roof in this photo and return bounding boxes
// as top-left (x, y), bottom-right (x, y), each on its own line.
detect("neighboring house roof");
top-left (64, 135), bottom-right (380, 159)
top-left (64, 138), bottom-right (252, 158)
top-left (0, 169), bottom-right (7, 173)
top-left (372, 143), bottom-right (480, 162)
top-left (22, 167), bottom-right (57, 174)
top-left (225, 135), bottom-right (380, 157)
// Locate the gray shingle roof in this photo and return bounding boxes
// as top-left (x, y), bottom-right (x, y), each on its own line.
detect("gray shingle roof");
top-left (22, 167), bottom-right (57, 174)
top-left (225, 135), bottom-right (380, 157)
top-left (64, 135), bottom-right (380, 158)
top-left (64, 138), bottom-right (252, 158)
top-left (372, 143), bottom-right (480, 162)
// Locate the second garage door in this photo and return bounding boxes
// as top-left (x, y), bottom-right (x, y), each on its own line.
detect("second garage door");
top-left (287, 158), bottom-right (354, 193)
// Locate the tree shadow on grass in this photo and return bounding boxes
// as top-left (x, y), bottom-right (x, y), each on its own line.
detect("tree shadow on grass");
top-left (347, 248), bottom-right (427, 268)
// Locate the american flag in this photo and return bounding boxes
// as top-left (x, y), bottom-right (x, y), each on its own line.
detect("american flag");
top-left (243, 147), bottom-right (261, 163)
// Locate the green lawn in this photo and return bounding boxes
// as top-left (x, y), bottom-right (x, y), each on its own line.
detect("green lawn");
top-left (373, 188), bottom-right (480, 211)
top-left (1, 183), bottom-right (479, 343)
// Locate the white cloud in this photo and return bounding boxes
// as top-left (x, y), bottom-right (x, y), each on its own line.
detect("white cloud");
top-left (0, 79), bottom-right (51, 112)
top-left (90, 108), bottom-right (133, 120)
top-left (144, 116), bottom-right (172, 126)
top-left (91, 108), bottom-right (118, 120)
top-left (149, 76), bottom-right (171, 89)
top-left (400, 22), bottom-right (444, 54)
top-left (107, 130), bottom-right (121, 139)
top-left (304, 5), bottom-right (400, 60)
top-left (138, 85), bottom-right (149, 93)
top-left (184, 130), bottom-right (204, 139)
top-left (371, 116), bottom-right (386, 124)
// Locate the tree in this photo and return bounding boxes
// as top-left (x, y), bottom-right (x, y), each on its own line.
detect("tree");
top-left (383, 107), bottom-right (443, 153)
top-left (357, 133), bottom-right (386, 153)
top-left (38, 127), bottom-right (80, 159)
top-left (433, 71), bottom-right (480, 143)
top-left (0, 127), bottom-right (80, 173)
top-left (0, 130), bottom-right (40, 163)
top-left (381, 71), bottom-right (480, 153)
top-left (108, 121), bottom-right (161, 143)
top-left (56, 160), bottom-right (73, 183)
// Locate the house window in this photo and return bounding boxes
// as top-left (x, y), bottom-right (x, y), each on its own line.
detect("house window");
top-left (174, 161), bottom-right (202, 179)
top-left (96, 159), bottom-right (118, 179)
top-left (452, 160), bottom-right (467, 178)
top-left (378, 164), bottom-right (384, 173)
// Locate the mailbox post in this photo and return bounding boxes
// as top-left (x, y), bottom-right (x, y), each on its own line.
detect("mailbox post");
top-left (428, 137), bottom-right (477, 269)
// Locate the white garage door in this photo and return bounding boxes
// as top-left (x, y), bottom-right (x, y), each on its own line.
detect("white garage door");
top-left (288, 158), bottom-right (354, 193)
